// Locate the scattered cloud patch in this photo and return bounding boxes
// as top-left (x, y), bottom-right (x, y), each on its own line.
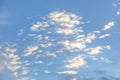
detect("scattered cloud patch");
top-left (99, 33), bottom-right (111, 39)
top-left (57, 70), bottom-right (77, 75)
top-left (23, 45), bottom-right (39, 56)
top-left (100, 57), bottom-right (112, 64)
top-left (61, 40), bottom-right (86, 51)
top-left (31, 22), bottom-right (49, 31)
top-left (102, 21), bottom-right (115, 30)
top-left (85, 46), bottom-right (103, 55)
top-left (21, 69), bottom-right (29, 75)
top-left (56, 28), bottom-right (74, 35)
top-left (64, 55), bottom-right (86, 69)
top-left (48, 11), bottom-right (81, 28)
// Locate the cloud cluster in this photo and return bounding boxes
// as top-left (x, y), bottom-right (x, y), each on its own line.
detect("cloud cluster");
top-left (28, 11), bottom-right (113, 78)
top-left (0, 10), bottom-right (115, 80)
top-left (0, 45), bottom-right (22, 79)
top-left (48, 11), bottom-right (81, 28)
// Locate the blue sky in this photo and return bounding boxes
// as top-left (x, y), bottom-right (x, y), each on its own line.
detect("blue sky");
top-left (0, 0), bottom-right (120, 80)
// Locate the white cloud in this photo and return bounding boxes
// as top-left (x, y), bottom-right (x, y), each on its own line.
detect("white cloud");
top-left (0, 52), bottom-right (8, 71)
top-left (23, 45), bottom-right (38, 56)
top-left (56, 28), bottom-right (83, 35)
top-left (44, 70), bottom-right (50, 74)
top-left (45, 51), bottom-right (56, 58)
top-left (100, 57), bottom-right (112, 64)
top-left (64, 55), bottom-right (86, 69)
top-left (0, 44), bottom-right (23, 80)
top-left (57, 70), bottom-right (77, 75)
top-left (6, 48), bottom-right (17, 53)
top-left (35, 61), bottom-right (43, 64)
top-left (22, 69), bottom-right (29, 75)
top-left (104, 45), bottom-right (111, 50)
top-left (8, 54), bottom-right (22, 71)
top-left (71, 78), bottom-right (77, 80)
top-left (17, 77), bottom-right (30, 80)
top-left (85, 31), bottom-right (100, 43)
top-left (48, 11), bottom-right (81, 28)
top-left (102, 21), bottom-right (115, 30)
top-left (117, 10), bottom-right (120, 15)
top-left (0, 50), bottom-right (21, 72)
top-left (99, 33), bottom-right (111, 39)
top-left (85, 46), bottom-right (103, 55)
top-left (31, 22), bottom-right (49, 31)
top-left (13, 72), bottom-right (18, 77)
top-left (56, 28), bottom-right (74, 35)
top-left (61, 40), bottom-right (86, 51)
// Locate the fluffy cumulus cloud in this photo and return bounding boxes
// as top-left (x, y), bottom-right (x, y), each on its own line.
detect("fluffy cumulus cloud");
top-left (102, 21), bottom-right (115, 30)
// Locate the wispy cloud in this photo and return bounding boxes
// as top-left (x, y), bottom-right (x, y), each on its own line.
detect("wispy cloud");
top-left (102, 21), bottom-right (115, 30)
top-left (99, 33), bottom-right (111, 39)
top-left (57, 70), bottom-right (77, 75)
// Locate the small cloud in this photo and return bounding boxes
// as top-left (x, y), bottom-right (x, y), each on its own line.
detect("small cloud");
top-left (99, 33), bottom-right (111, 39)
top-left (85, 46), bottom-right (103, 55)
top-left (23, 45), bottom-right (39, 56)
top-left (21, 69), bottom-right (29, 75)
top-left (102, 21), bottom-right (115, 30)
top-left (64, 55), bottom-right (87, 69)
top-left (35, 61), bottom-right (43, 64)
top-left (61, 40), bottom-right (86, 51)
top-left (117, 10), bottom-right (120, 15)
top-left (100, 57), bottom-right (112, 64)
top-left (71, 78), bottom-right (77, 80)
top-left (31, 22), bottom-right (49, 31)
top-left (44, 70), bottom-right (50, 74)
top-left (85, 32), bottom-right (97, 43)
top-left (56, 28), bottom-right (74, 35)
top-left (45, 51), bottom-right (56, 58)
top-left (57, 70), bottom-right (77, 75)
top-left (104, 45), bottom-right (111, 50)
top-left (13, 72), bottom-right (18, 78)
top-left (6, 48), bottom-right (17, 53)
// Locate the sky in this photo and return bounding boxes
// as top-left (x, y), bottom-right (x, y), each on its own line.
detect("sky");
top-left (0, 0), bottom-right (120, 80)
